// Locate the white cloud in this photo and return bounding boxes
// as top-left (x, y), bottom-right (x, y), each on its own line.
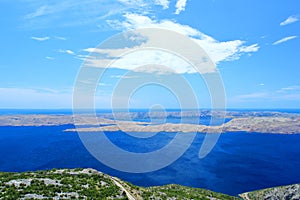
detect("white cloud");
top-left (22, 0), bottom-right (172, 29)
top-left (54, 36), bottom-right (67, 40)
top-left (99, 83), bottom-right (110, 86)
top-left (155, 0), bottom-right (169, 9)
top-left (58, 49), bottom-right (75, 55)
top-left (31, 36), bottom-right (50, 41)
top-left (277, 85), bottom-right (300, 93)
top-left (84, 41), bottom-right (215, 74)
top-left (0, 87), bottom-right (120, 109)
top-left (239, 44), bottom-right (260, 53)
top-left (273, 36), bottom-right (297, 45)
top-left (111, 75), bottom-right (138, 79)
top-left (233, 85), bottom-right (300, 102)
top-left (22, 1), bottom-right (125, 28)
top-left (234, 92), bottom-right (269, 100)
top-left (75, 54), bottom-right (93, 61)
top-left (31, 36), bottom-right (67, 42)
top-left (280, 16), bottom-right (299, 26)
top-left (118, 0), bottom-right (169, 9)
top-left (83, 48), bottom-right (98, 53)
top-left (25, 5), bottom-right (48, 19)
top-left (107, 14), bottom-right (259, 65)
top-left (118, 0), bottom-right (148, 7)
top-left (45, 56), bottom-right (55, 60)
top-left (175, 0), bottom-right (187, 14)
top-left (0, 88), bottom-right (72, 108)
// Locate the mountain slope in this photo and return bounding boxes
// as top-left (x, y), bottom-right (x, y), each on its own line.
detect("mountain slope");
top-left (0, 168), bottom-right (237, 199)
top-left (239, 183), bottom-right (300, 200)
top-left (2, 168), bottom-right (299, 199)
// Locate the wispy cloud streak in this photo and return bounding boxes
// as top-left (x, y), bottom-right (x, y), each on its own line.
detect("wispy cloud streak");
top-left (31, 36), bottom-right (50, 41)
top-left (280, 16), bottom-right (299, 26)
top-left (273, 36), bottom-right (297, 45)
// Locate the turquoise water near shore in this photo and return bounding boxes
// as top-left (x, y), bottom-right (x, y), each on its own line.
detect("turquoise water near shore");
top-left (0, 123), bottom-right (300, 196)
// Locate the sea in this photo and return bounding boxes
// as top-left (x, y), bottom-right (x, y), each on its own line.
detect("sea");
top-left (0, 109), bottom-right (300, 196)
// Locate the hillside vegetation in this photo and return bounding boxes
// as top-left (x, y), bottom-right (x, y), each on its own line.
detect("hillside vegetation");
top-left (0, 168), bottom-right (237, 199)
top-left (1, 168), bottom-right (299, 199)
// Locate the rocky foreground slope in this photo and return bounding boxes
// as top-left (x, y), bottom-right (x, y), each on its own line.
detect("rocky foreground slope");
top-left (0, 168), bottom-right (299, 199)
top-left (0, 168), bottom-right (237, 200)
top-left (240, 184), bottom-right (300, 200)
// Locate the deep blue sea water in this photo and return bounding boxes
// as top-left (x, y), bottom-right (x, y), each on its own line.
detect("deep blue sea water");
top-left (0, 124), bottom-right (300, 196)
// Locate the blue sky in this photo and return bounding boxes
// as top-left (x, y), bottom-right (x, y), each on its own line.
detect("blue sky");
top-left (0, 0), bottom-right (300, 109)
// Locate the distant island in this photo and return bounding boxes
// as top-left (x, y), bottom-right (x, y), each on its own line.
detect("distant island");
top-left (1, 110), bottom-right (300, 134)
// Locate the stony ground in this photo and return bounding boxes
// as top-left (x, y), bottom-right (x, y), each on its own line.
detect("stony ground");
top-left (0, 168), bottom-right (238, 199)
top-left (1, 168), bottom-right (299, 199)
top-left (240, 183), bottom-right (300, 200)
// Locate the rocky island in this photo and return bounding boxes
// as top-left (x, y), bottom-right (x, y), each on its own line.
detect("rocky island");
top-left (1, 110), bottom-right (300, 134)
